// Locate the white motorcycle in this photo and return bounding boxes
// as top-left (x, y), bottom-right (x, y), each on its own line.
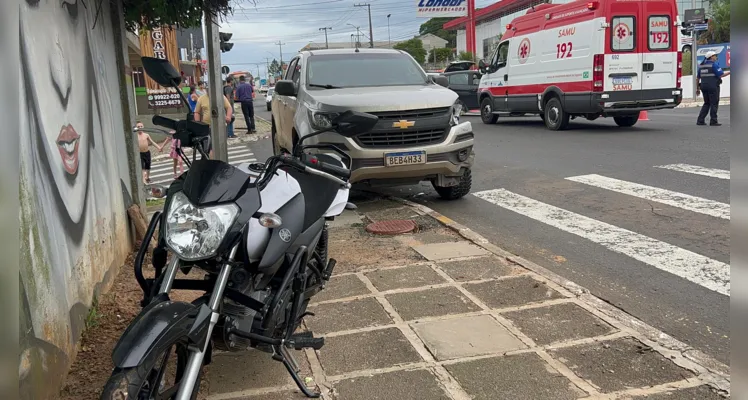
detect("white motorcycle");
top-left (101, 56), bottom-right (378, 400)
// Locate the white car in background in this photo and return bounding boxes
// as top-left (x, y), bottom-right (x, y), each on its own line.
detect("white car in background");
top-left (265, 87), bottom-right (274, 111)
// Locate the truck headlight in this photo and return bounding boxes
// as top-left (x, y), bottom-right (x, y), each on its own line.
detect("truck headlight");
top-left (164, 192), bottom-right (239, 261)
top-left (450, 102), bottom-right (461, 126)
top-left (308, 109), bottom-right (339, 130)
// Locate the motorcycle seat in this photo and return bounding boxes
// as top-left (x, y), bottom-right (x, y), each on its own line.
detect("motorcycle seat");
top-left (286, 153), bottom-right (343, 230)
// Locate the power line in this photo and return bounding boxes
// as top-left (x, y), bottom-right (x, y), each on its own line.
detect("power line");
top-left (319, 27), bottom-right (333, 49)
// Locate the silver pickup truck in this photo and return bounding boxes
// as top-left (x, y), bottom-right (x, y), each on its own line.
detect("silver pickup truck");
top-left (270, 48), bottom-right (475, 200)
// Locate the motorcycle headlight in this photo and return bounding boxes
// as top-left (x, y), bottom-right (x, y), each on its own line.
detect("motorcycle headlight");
top-left (450, 102), bottom-right (461, 126)
top-left (164, 192), bottom-right (239, 261)
top-left (308, 109), bottom-right (339, 130)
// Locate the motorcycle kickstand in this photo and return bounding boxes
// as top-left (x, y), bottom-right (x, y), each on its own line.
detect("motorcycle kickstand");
top-left (272, 344), bottom-right (320, 398)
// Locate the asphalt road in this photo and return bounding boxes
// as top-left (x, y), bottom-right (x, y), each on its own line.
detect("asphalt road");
top-left (249, 104), bottom-right (731, 365)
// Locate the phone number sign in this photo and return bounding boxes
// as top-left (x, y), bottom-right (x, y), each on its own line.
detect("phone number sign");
top-left (147, 88), bottom-right (182, 109)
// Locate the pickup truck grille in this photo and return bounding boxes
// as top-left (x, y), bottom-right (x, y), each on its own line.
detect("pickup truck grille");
top-left (356, 129), bottom-right (447, 148)
top-left (355, 107), bottom-right (452, 149)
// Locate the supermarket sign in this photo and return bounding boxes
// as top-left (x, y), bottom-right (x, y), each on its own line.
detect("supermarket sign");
top-left (416, 0), bottom-right (467, 18)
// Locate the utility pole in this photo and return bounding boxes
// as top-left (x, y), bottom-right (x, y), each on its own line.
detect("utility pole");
top-left (354, 3), bottom-right (374, 48)
top-left (387, 14), bottom-right (391, 47)
top-left (319, 27), bottom-right (333, 49)
top-left (275, 41), bottom-right (285, 70)
top-left (204, 14), bottom-right (228, 163)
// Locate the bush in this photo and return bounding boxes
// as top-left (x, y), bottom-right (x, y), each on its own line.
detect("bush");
top-left (682, 51), bottom-right (692, 76)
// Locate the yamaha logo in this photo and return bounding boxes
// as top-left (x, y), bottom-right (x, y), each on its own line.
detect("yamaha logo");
top-left (279, 228), bottom-right (292, 243)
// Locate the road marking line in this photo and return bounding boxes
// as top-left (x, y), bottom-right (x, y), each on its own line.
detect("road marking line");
top-left (566, 174), bottom-right (730, 220)
top-left (472, 189), bottom-right (730, 296)
top-left (228, 148), bottom-right (253, 156)
top-left (654, 164), bottom-right (730, 180)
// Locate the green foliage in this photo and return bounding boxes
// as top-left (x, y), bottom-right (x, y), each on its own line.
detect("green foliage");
top-left (268, 59), bottom-right (282, 77)
top-left (428, 48), bottom-right (455, 64)
top-left (419, 18), bottom-right (457, 47)
top-left (458, 51), bottom-right (475, 61)
top-left (394, 38), bottom-right (427, 64)
top-left (85, 296), bottom-right (101, 329)
top-left (707, 0), bottom-right (730, 43)
top-left (682, 52), bottom-right (692, 76)
top-left (122, 0), bottom-right (238, 32)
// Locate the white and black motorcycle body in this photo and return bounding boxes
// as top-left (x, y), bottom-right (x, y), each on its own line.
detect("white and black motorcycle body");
top-left (102, 57), bottom-right (378, 400)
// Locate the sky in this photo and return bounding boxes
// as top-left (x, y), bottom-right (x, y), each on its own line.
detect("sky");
top-left (216, 0), bottom-right (497, 79)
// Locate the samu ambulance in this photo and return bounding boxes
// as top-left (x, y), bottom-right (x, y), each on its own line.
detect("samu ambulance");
top-left (477, 0), bottom-right (683, 130)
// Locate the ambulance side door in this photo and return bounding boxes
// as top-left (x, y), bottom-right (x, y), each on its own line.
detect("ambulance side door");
top-left (491, 40), bottom-right (511, 112)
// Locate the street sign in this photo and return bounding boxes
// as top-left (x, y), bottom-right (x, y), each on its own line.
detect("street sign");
top-left (684, 8), bottom-right (706, 25)
top-left (692, 23), bottom-right (708, 31)
top-left (221, 65), bottom-right (230, 74)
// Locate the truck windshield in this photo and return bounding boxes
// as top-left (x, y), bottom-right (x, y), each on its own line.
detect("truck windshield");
top-left (306, 53), bottom-right (428, 88)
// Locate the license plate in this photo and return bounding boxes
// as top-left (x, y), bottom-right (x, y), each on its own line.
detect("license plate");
top-left (384, 151), bottom-right (426, 167)
top-left (612, 77), bottom-right (633, 85)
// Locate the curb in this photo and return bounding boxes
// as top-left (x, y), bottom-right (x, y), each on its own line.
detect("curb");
top-left (383, 195), bottom-right (730, 392)
top-left (677, 99), bottom-right (730, 108)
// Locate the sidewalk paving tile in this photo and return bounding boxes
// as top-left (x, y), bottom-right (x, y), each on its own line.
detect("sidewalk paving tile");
top-left (464, 275), bottom-right (565, 309)
top-left (437, 256), bottom-right (519, 282)
top-left (328, 231), bottom-right (423, 273)
top-left (385, 286), bottom-right (481, 321)
top-left (333, 368), bottom-right (450, 400)
top-left (306, 297), bottom-right (393, 334)
top-left (328, 210), bottom-right (362, 228)
top-left (501, 302), bottom-right (617, 345)
top-left (551, 337), bottom-right (696, 393)
top-left (318, 327), bottom-right (422, 375)
top-left (232, 390), bottom-right (309, 400)
top-left (208, 349), bottom-right (296, 395)
top-left (412, 241), bottom-right (490, 261)
top-left (365, 265), bottom-right (446, 291)
top-left (624, 385), bottom-right (727, 399)
top-left (364, 206), bottom-right (422, 222)
top-left (412, 314), bottom-right (526, 360)
top-left (445, 352), bottom-right (587, 400)
top-left (313, 275), bottom-right (371, 303)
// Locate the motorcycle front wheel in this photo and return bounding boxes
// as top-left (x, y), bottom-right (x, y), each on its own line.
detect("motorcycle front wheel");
top-left (100, 337), bottom-right (201, 400)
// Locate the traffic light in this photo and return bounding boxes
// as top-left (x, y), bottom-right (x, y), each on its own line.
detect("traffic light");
top-left (220, 32), bottom-right (233, 52)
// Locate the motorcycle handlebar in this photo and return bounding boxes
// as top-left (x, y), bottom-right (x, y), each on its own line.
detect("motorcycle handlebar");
top-left (277, 154), bottom-right (350, 187)
top-left (302, 155), bottom-right (351, 180)
top-left (152, 115), bottom-right (178, 130)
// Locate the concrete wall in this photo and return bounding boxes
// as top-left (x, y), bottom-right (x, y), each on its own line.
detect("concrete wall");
top-left (18, 0), bottom-right (133, 398)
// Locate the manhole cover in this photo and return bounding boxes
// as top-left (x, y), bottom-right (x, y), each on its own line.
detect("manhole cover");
top-left (366, 220), bottom-right (417, 235)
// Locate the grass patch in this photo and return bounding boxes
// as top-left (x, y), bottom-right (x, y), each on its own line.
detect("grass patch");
top-left (85, 296), bottom-right (101, 329)
top-left (146, 198), bottom-right (166, 207)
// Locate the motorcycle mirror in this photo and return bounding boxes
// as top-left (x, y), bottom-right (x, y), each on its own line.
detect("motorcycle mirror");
top-left (332, 111), bottom-right (379, 137)
top-left (141, 57), bottom-right (182, 87)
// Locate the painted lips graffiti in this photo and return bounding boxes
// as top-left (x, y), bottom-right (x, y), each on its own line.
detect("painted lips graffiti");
top-left (56, 124), bottom-right (81, 175)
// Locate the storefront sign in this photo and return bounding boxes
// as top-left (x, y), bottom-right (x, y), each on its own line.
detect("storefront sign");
top-left (416, 0), bottom-right (467, 18)
top-left (139, 25), bottom-right (182, 108)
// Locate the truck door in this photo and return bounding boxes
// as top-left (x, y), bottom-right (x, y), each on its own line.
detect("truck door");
top-left (492, 40), bottom-right (511, 112)
top-left (642, 9), bottom-right (678, 92)
top-left (606, 5), bottom-right (643, 97)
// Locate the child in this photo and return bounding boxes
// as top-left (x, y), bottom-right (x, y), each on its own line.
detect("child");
top-left (169, 133), bottom-right (185, 180)
top-left (136, 121), bottom-right (164, 184)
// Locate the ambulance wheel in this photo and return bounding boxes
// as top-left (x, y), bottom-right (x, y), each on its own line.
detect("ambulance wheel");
top-left (544, 97), bottom-right (570, 131)
top-left (481, 98), bottom-right (498, 124)
top-left (614, 114), bottom-right (639, 127)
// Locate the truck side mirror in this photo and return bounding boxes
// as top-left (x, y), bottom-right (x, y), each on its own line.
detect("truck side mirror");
top-left (478, 59), bottom-right (487, 73)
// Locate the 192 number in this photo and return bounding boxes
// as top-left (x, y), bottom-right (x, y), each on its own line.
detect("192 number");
top-left (650, 31), bottom-right (669, 43)
top-left (556, 42), bottom-right (573, 58)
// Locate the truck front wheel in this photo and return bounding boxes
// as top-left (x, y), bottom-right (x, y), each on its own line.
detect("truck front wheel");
top-left (433, 169), bottom-right (472, 200)
top-left (480, 97), bottom-right (498, 124)
top-left (544, 97), bottom-right (570, 131)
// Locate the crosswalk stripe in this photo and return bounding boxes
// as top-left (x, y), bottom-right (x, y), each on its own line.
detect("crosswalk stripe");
top-left (566, 174), bottom-right (730, 220)
top-left (472, 189), bottom-right (730, 296)
top-left (228, 148), bottom-right (253, 156)
top-left (654, 164), bottom-right (730, 180)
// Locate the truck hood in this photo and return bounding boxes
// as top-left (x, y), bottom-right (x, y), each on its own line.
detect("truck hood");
top-left (306, 85), bottom-right (458, 112)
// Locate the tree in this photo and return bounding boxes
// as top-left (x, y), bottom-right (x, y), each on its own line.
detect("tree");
top-left (394, 39), bottom-right (427, 64)
top-left (419, 18), bottom-right (457, 47)
top-left (458, 51), bottom-right (475, 61)
top-left (123, 0), bottom-right (241, 32)
top-left (707, 0), bottom-right (730, 43)
top-left (428, 48), bottom-right (455, 64)
top-left (268, 59), bottom-right (282, 77)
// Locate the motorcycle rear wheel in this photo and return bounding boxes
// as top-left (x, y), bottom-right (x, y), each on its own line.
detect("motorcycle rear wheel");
top-left (100, 338), bottom-right (201, 400)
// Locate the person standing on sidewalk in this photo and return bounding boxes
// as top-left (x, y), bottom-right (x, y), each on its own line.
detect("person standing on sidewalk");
top-left (187, 85), bottom-right (199, 112)
top-left (194, 92), bottom-right (233, 158)
top-left (223, 77), bottom-right (237, 138)
top-left (696, 50), bottom-right (730, 127)
top-left (235, 76), bottom-right (257, 133)
top-left (135, 121), bottom-right (164, 184)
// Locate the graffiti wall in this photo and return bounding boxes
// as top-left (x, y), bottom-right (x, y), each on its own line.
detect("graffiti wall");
top-left (18, 0), bottom-right (133, 398)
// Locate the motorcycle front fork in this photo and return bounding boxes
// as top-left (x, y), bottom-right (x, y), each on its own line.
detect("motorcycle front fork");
top-left (158, 245), bottom-right (239, 400)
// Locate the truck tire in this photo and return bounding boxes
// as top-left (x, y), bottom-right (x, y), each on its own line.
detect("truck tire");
top-left (433, 169), bottom-right (472, 200)
top-left (480, 98), bottom-right (498, 124)
top-left (614, 114), bottom-right (639, 127)
top-left (544, 97), bottom-right (570, 131)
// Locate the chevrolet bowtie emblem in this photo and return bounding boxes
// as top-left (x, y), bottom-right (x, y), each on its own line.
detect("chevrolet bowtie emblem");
top-left (392, 120), bottom-right (415, 129)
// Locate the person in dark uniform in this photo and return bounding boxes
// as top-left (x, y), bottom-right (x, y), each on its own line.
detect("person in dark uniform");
top-left (696, 50), bottom-right (730, 126)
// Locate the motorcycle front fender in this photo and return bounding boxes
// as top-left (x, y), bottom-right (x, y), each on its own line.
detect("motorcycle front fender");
top-left (111, 300), bottom-right (209, 369)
